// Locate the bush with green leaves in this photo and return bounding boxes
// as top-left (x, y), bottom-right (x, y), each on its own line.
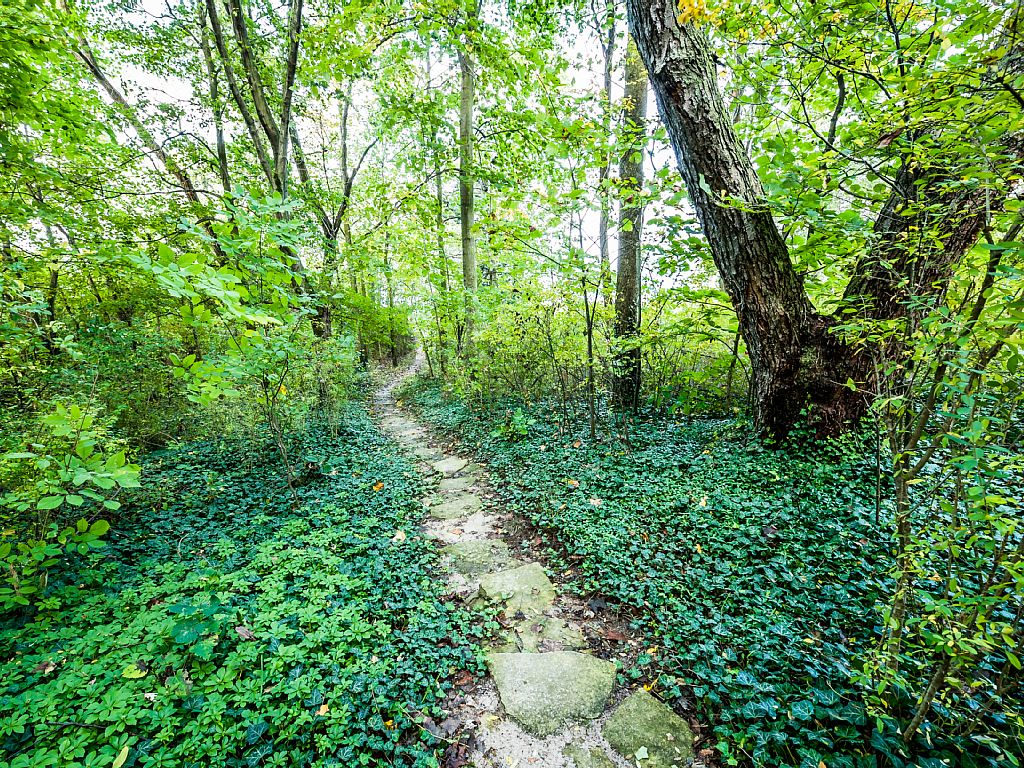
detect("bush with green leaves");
top-left (0, 406), bottom-right (479, 767)
top-left (1, 403), bottom-right (139, 610)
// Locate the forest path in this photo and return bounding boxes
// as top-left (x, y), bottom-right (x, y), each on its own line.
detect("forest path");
top-left (372, 358), bottom-right (698, 768)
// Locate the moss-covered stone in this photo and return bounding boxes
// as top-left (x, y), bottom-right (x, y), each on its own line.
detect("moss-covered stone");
top-left (490, 615), bottom-right (586, 653)
top-left (488, 651), bottom-right (616, 737)
top-left (429, 493), bottom-right (483, 519)
top-left (438, 475), bottom-right (478, 492)
top-left (602, 690), bottom-right (695, 768)
top-left (563, 744), bottom-right (616, 768)
top-left (441, 539), bottom-right (511, 576)
top-left (478, 562), bottom-right (556, 616)
top-left (432, 456), bottom-right (468, 476)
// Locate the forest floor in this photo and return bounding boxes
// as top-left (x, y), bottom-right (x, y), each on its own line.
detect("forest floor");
top-left (372, 357), bottom-right (706, 768)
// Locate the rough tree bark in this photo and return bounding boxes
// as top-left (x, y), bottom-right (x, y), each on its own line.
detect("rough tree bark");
top-left (458, 43), bottom-right (478, 356)
top-left (457, 0), bottom-right (480, 357)
top-left (625, 1), bottom-right (867, 435)
top-left (611, 36), bottom-right (647, 411)
top-left (595, 0), bottom-right (616, 304)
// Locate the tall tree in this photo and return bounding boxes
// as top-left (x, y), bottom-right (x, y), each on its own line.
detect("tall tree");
top-left (457, 0), bottom-right (480, 357)
top-left (594, 0), bottom-right (616, 302)
top-left (611, 36), bottom-right (647, 410)
top-left (624, 0), bottom-right (1022, 436)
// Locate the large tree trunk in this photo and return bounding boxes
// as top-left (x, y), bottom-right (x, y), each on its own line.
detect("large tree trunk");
top-left (625, 1), bottom-right (868, 436)
top-left (611, 36), bottom-right (647, 411)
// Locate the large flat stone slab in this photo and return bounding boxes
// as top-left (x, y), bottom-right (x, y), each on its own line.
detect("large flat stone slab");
top-left (488, 651), bottom-right (616, 737)
top-left (441, 540), bottom-right (511, 576)
top-left (429, 493), bottom-right (482, 519)
top-left (602, 690), bottom-right (695, 768)
top-left (423, 510), bottom-right (496, 544)
top-left (478, 562), bottom-right (556, 617)
top-left (563, 744), bottom-right (616, 768)
top-left (438, 475), bottom-right (479, 493)
top-left (490, 615), bottom-right (586, 653)
top-left (382, 417), bottom-right (420, 433)
top-left (432, 456), bottom-right (468, 476)
top-left (412, 445), bottom-right (444, 460)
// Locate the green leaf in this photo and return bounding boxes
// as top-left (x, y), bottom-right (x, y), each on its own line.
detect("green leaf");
top-left (112, 745), bottom-right (130, 768)
top-left (37, 496), bottom-right (64, 510)
top-left (121, 662), bottom-right (148, 679)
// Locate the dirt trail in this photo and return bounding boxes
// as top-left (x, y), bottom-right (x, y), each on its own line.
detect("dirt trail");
top-left (372, 358), bottom-right (699, 768)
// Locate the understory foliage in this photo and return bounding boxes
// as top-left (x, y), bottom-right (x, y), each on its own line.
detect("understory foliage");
top-left (1, 407), bottom-right (478, 768)
top-left (407, 380), bottom-right (1023, 768)
top-left (1, 0), bottom-right (1022, 766)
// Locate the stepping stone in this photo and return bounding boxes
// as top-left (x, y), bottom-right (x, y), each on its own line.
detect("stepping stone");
top-left (412, 445), bottom-right (444, 461)
top-left (432, 457), bottom-right (468, 476)
top-left (478, 562), bottom-right (556, 617)
top-left (487, 651), bottom-right (616, 737)
top-left (491, 615), bottom-right (586, 653)
top-left (423, 510), bottom-right (495, 543)
top-left (382, 418), bottom-right (418, 432)
top-left (563, 744), bottom-right (616, 768)
top-left (438, 475), bottom-right (478, 493)
top-left (441, 540), bottom-right (512, 576)
top-left (428, 494), bottom-right (482, 519)
top-left (602, 690), bottom-right (695, 768)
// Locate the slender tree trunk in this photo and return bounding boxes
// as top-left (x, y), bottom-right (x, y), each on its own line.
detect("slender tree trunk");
top-left (612, 36), bottom-right (647, 411)
top-left (597, 0), bottom-right (616, 303)
top-left (199, 12), bottom-right (232, 194)
top-left (458, 31), bottom-right (478, 357)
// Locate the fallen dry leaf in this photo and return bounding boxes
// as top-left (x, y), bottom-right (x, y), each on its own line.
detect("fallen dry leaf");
top-left (235, 626), bottom-right (256, 641)
top-left (317, 703), bottom-right (329, 716)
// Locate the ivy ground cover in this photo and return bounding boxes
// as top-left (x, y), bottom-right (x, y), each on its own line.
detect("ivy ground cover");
top-left (0, 406), bottom-right (478, 768)
top-left (405, 382), bottom-right (1013, 768)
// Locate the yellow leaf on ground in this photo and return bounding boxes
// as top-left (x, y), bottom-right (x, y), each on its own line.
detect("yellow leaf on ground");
top-left (317, 703), bottom-right (329, 716)
top-left (372, 481), bottom-right (384, 491)
top-left (112, 745), bottom-right (130, 768)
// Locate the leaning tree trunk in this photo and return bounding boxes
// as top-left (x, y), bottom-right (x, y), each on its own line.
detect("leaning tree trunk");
top-left (612, 36), bottom-right (647, 411)
top-left (624, 0), bottom-right (868, 436)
